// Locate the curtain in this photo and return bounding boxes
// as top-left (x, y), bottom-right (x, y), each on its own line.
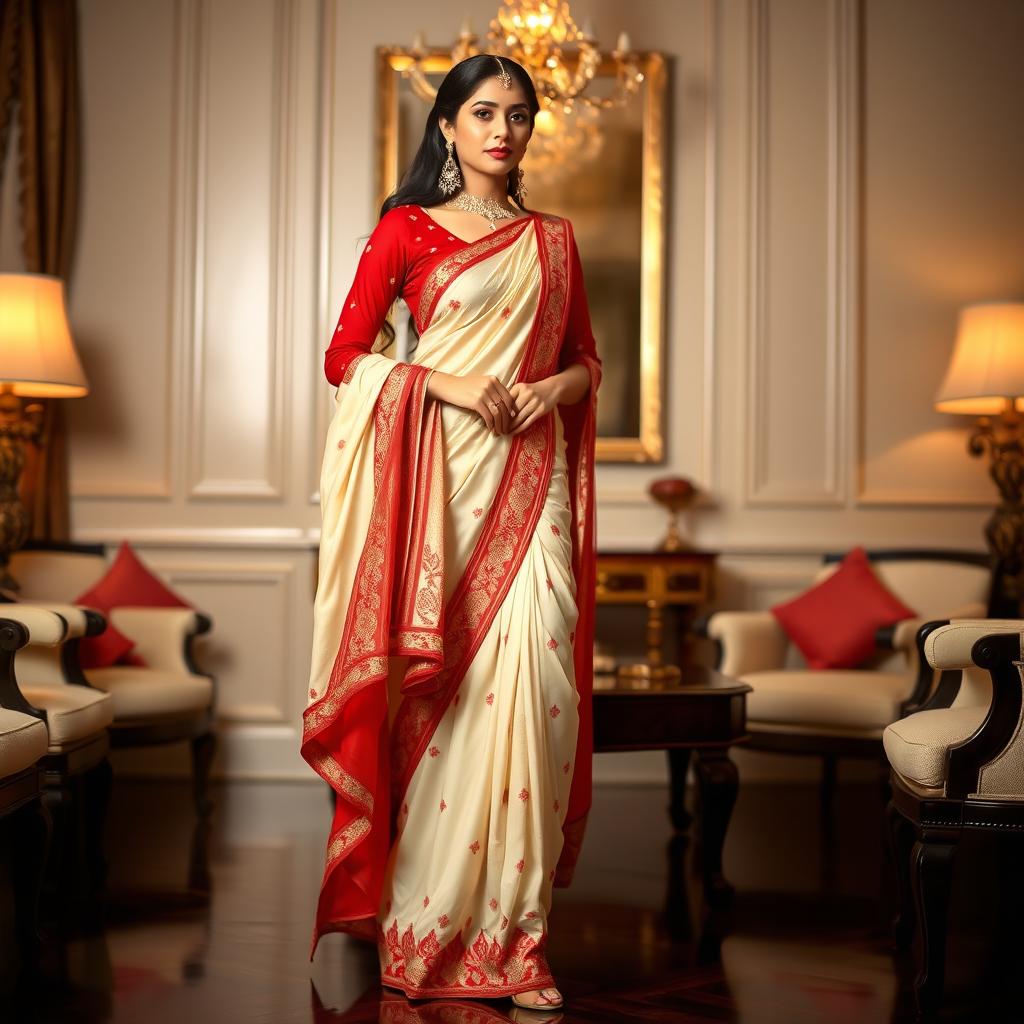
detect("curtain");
top-left (0, 0), bottom-right (81, 540)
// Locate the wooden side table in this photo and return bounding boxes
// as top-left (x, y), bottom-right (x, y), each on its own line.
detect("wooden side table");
top-left (595, 549), bottom-right (743, 905)
top-left (592, 666), bottom-right (751, 908)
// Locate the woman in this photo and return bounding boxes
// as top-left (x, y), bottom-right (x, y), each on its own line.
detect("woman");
top-left (302, 53), bottom-right (601, 1011)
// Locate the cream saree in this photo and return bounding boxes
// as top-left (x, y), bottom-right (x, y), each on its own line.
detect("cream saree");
top-left (303, 212), bottom-right (601, 999)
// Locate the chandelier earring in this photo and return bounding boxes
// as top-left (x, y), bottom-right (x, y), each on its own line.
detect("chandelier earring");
top-left (515, 165), bottom-right (528, 202)
top-left (438, 137), bottom-right (462, 196)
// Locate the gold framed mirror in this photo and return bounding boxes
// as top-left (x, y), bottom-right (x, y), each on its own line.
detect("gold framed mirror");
top-left (375, 48), bottom-right (668, 463)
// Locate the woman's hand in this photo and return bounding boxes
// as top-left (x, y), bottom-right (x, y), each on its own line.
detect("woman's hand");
top-left (426, 371), bottom-right (520, 435)
top-left (506, 377), bottom-right (562, 435)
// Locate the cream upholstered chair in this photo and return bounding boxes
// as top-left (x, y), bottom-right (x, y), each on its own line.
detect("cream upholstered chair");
top-left (0, 604), bottom-right (114, 937)
top-left (0, 614), bottom-right (51, 984)
top-left (9, 543), bottom-right (216, 819)
top-left (884, 619), bottom-right (1024, 1016)
top-left (702, 550), bottom-right (994, 798)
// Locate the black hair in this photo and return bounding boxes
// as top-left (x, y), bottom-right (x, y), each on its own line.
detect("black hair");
top-left (370, 54), bottom-right (539, 353)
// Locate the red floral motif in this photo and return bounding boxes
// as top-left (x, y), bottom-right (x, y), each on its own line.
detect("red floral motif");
top-left (563, 761), bottom-right (571, 774)
top-left (525, 911), bottom-right (538, 919)
top-left (439, 799), bottom-right (447, 812)
top-left (423, 896), bottom-right (430, 907)
top-left (518, 788), bottom-right (529, 802)
top-left (549, 704), bottom-right (561, 718)
top-left (438, 914), bottom-right (450, 928)
top-left (378, 918), bottom-right (554, 996)
top-left (485, 692), bottom-right (495, 706)
top-left (501, 915), bottom-right (509, 929)
top-left (469, 840), bottom-right (480, 854)
top-left (546, 637), bottom-right (558, 650)
top-left (501, 306), bottom-right (512, 319)
top-left (309, 688), bottom-right (317, 699)
top-left (336, 438), bottom-right (346, 450)
top-left (489, 898), bottom-right (499, 910)
top-left (515, 859), bottom-right (525, 873)
top-left (429, 746), bottom-right (441, 758)
top-left (550, 524), bottom-right (561, 537)
top-left (473, 507), bottom-right (484, 518)
top-left (545, 577), bottom-right (553, 590)
top-left (448, 299), bottom-right (461, 311)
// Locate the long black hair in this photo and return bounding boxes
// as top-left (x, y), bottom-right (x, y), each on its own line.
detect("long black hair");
top-left (372, 54), bottom-right (539, 352)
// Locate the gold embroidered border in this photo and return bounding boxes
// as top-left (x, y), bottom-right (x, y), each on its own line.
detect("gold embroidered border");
top-left (417, 216), bottom-right (535, 330)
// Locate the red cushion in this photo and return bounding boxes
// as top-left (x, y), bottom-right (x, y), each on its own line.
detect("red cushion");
top-left (74, 541), bottom-right (193, 669)
top-left (769, 547), bottom-right (917, 670)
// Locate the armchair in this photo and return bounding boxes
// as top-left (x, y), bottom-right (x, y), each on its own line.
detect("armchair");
top-left (9, 543), bottom-right (217, 819)
top-left (884, 619), bottom-right (1024, 1016)
top-left (701, 550), bottom-right (993, 799)
top-left (0, 616), bottom-right (50, 984)
top-left (0, 605), bottom-right (113, 933)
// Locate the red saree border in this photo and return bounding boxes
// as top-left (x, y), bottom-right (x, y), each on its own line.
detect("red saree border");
top-left (302, 359), bottom-right (446, 957)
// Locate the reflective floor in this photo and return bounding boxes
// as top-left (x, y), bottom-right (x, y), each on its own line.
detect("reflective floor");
top-left (4, 772), bottom-right (1020, 1022)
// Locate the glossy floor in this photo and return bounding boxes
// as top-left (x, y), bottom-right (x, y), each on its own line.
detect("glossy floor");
top-left (7, 775), bottom-right (1021, 1023)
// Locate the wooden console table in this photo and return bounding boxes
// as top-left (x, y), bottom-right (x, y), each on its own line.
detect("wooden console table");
top-left (595, 548), bottom-right (718, 671)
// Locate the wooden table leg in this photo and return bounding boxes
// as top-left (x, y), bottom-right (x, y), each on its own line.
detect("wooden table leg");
top-left (667, 748), bottom-right (693, 831)
top-left (695, 749), bottom-right (739, 908)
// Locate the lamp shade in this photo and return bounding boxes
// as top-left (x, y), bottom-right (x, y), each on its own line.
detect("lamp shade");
top-left (935, 302), bottom-right (1024, 415)
top-left (0, 272), bottom-right (88, 398)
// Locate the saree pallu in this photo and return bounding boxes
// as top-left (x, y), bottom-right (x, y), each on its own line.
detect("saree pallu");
top-left (303, 212), bottom-right (601, 998)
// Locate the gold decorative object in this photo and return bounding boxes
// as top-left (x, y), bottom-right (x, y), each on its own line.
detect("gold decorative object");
top-left (648, 477), bottom-right (698, 552)
top-left (403, 2), bottom-right (643, 176)
top-left (935, 302), bottom-right (1024, 609)
top-left (0, 273), bottom-right (88, 591)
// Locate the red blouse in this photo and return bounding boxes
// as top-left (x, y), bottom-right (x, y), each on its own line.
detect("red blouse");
top-left (324, 204), bottom-right (598, 387)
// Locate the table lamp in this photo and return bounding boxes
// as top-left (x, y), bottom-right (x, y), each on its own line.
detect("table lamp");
top-left (0, 272), bottom-right (88, 591)
top-left (935, 301), bottom-right (1024, 610)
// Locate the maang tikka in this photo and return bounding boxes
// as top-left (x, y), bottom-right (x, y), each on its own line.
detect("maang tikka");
top-left (493, 55), bottom-right (512, 89)
top-left (438, 136), bottom-right (462, 195)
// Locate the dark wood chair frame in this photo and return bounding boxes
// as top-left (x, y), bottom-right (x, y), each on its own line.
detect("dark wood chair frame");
top-left (18, 540), bottom-right (218, 820)
top-left (887, 627), bottom-right (1024, 1018)
top-left (697, 548), bottom-right (996, 805)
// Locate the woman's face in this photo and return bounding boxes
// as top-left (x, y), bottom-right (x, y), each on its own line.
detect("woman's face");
top-left (440, 76), bottom-right (533, 183)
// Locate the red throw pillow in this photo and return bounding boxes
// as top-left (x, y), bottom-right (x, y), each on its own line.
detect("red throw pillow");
top-left (770, 546), bottom-right (917, 669)
top-left (74, 541), bottom-right (193, 669)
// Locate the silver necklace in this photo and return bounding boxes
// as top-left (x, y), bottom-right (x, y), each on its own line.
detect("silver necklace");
top-left (442, 191), bottom-right (518, 231)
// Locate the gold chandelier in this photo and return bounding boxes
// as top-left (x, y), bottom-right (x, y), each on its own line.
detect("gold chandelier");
top-left (403, 1), bottom-right (643, 174)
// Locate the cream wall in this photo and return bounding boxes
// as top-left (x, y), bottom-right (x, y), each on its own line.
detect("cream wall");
top-left (1, 0), bottom-right (1021, 782)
